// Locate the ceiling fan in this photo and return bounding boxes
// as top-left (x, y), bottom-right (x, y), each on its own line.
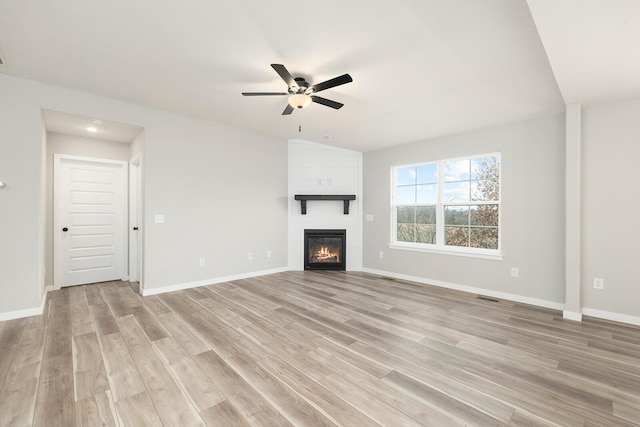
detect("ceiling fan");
top-left (242, 64), bottom-right (353, 115)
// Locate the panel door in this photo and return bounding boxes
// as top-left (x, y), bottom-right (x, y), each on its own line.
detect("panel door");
top-left (55, 155), bottom-right (127, 287)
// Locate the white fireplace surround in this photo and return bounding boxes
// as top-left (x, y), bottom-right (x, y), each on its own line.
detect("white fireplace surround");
top-left (288, 139), bottom-right (363, 271)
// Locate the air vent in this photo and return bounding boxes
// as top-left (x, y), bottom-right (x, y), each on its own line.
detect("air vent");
top-left (477, 295), bottom-right (499, 303)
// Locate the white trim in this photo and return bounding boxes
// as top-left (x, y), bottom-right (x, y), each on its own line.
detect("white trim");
top-left (141, 267), bottom-right (289, 296)
top-left (565, 103), bottom-right (582, 317)
top-left (362, 268), bottom-right (564, 311)
top-left (129, 156), bottom-right (141, 283)
top-left (389, 243), bottom-right (503, 260)
top-left (0, 307), bottom-right (44, 321)
top-left (582, 308), bottom-right (640, 327)
top-left (362, 268), bottom-right (640, 327)
top-left (563, 310), bottom-right (583, 322)
top-left (0, 285), bottom-right (53, 321)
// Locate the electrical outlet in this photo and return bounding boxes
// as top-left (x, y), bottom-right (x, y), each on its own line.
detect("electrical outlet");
top-left (379, 251), bottom-right (384, 259)
top-left (593, 277), bottom-right (604, 290)
top-left (511, 267), bottom-right (519, 278)
top-left (248, 252), bottom-right (253, 261)
top-left (267, 250), bottom-right (272, 258)
top-left (199, 258), bottom-right (205, 267)
top-left (154, 214), bottom-right (165, 224)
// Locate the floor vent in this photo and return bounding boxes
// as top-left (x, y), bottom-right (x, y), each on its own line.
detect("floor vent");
top-left (478, 295), bottom-right (499, 303)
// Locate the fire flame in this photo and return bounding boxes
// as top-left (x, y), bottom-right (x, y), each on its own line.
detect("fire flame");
top-left (312, 246), bottom-right (340, 262)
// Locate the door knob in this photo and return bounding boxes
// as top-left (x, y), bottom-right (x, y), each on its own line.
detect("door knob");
top-left (62, 227), bottom-right (69, 232)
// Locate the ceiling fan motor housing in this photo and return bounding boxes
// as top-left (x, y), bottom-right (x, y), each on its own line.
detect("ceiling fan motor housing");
top-left (290, 77), bottom-right (312, 95)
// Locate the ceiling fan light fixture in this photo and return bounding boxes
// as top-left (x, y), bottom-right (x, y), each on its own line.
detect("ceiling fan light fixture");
top-left (288, 93), bottom-right (312, 109)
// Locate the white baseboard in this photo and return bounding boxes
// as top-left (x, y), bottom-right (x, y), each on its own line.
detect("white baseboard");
top-left (141, 267), bottom-right (290, 296)
top-left (0, 306), bottom-right (43, 321)
top-left (582, 308), bottom-right (640, 327)
top-left (361, 268), bottom-right (565, 311)
top-left (563, 310), bottom-right (583, 322)
top-left (362, 268), bottom-right (640, 327)
top-left (0, 285), bottom-right (53, 321)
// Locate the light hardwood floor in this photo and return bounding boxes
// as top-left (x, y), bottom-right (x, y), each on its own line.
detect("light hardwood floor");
top-left (1, 271), bottom-right (639, 426)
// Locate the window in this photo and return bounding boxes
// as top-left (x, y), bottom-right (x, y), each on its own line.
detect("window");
top-left (392, 153), bottom-right (500, 257)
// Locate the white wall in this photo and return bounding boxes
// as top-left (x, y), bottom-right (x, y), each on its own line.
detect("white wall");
top-left (0, 73), bottom-right (288, 317)
top-left (144, 117), bottom-right (288, 291)
top-left (363, 114), bottom-right (566, 307)
top-left (288, 139), bottom-right (362, 271)
top-left (582, 98), bottom-right (640, 320)
top-left (0, 77), bottom-right (47, 317)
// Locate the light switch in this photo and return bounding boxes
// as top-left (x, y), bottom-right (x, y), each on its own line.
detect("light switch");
top-left (154, 214), bottom-right (165, 224)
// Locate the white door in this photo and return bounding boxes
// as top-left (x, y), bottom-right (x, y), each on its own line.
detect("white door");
top-left (54, 154), bottom-right (128, 288)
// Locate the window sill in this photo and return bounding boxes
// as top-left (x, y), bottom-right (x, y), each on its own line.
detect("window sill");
top-left (389, 243), bottom-right (503, 260)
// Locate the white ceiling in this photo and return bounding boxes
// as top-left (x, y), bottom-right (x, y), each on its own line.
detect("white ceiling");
top-left (42, 109), bottom-right (143, 143)
top-left (1, 0), bottom-right (639, 151)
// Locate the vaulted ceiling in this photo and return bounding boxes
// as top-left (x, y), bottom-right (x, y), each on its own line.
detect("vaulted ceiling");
top-left (1, 0), bottom-right (639, 152)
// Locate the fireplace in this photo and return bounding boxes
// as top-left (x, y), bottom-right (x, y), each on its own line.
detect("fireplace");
top-left (304, 229), bottom-right (346, 270)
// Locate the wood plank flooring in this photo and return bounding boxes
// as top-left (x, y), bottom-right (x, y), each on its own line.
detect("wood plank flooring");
top-left (1, 271), bottom-right (639, 426)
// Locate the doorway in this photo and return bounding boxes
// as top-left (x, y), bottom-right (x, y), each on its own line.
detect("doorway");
top-left (43, 110), bottom-right (145, 291)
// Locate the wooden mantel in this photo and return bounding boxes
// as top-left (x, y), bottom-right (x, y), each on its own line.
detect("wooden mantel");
top-left (294, 194), bottom-right (356, 215)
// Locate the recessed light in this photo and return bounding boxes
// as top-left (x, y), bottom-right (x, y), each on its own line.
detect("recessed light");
top-left (86, 119), bottom-right (102, 133)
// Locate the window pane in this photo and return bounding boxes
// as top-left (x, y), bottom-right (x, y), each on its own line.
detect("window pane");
top-left (444, 181), bottom-right (470, 202)
top-left (445, 226), bottom-right (469, 247)
top-left (416, 225), bottom-right (436, 244)
top-left (416, 206), bottom-right (436, 224)
top-left (470, 227), bottom-right (498, 249)
top-left (397, 206), bottom-right (415, 224)
top-left (396, 167), bottom-right (416, 186)
top-left (445, 205), bottom-right (469, 225)
top-left (417, 164), bottom-right (437, 184)
top-left (444, 159), bottom-right (470, 182)
top-left (471, 156), bottom-right (499, 180)
top-left (397, 224), bottom-right (415, 242)
top-left (471, 179), bottom-right (500, 201)
top-left (470, 204), bottom-right (498, 226)
top-left (417, 184), bottom-right (437, 203)
top-left (396, 186), bottom-right (416, 204)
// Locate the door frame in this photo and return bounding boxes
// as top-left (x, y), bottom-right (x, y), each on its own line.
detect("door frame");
top-left (53, 154), bottom-right (129, 289)
top-left (129, 155), bottom-right (143, 287)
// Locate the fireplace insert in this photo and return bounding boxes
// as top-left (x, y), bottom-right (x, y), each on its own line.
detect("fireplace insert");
top-left (304, 229), bottom-right (346, 270)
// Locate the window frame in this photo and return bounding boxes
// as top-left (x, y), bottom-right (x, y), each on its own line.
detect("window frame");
top-left (390, 152), bottom-right (502, 260)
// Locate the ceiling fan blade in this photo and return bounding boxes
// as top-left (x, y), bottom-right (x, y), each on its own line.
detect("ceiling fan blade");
top-left (271, 64), bottom-right (296, 88)
top-left (282, 104), bottom-right (294, 115)
top-left (310, 74), bottom-right (353, 93)
top-left (242, 92), bottom-right (288, 96)
top-left (311, 96), bottom-right (344, 109)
